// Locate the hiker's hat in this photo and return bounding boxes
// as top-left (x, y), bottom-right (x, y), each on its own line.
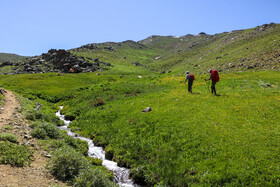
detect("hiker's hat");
top-left (186, 71), bottom-right (189, 74)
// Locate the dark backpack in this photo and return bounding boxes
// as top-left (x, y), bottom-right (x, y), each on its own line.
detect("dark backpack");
top-left (211, 70), bottom-right (219, 82)
top-left (190, 74), bottom-right (195, 81)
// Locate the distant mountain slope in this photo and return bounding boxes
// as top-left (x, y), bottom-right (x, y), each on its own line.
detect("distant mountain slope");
top-left (71, 23), bottom-right (279, 74)
top-left (138, 23), bottom-right (280, 73)
top-left (0, 23), bottom-right (279, 75)
top-left (0, 53), bottom-right (27, 62)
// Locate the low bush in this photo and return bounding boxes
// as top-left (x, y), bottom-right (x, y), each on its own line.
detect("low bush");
top-left (0, 141), bottom-right (33, 167)
top-left (90, 98), bottom-right (105, 107)
top-left (31, 127), bottom-right (48, 139)
top-left (0, 133), bottom-right (18, 143)
top-left (48, 136), bottom-right (88, 156)
top-left (3, 125), bottom-right (13, 130)
top-left (25, 110), bottom-right (43, 121)
top-left (47, 146), bottom-right (89, 181)
top-left (63, 135), bottom-right (88, 156)
top-left (73, 167), bottom-right (114, 187)
top-left (31, 123), bottom-right (61, 139)
top-left (86, 157), bottom-right (102, 166)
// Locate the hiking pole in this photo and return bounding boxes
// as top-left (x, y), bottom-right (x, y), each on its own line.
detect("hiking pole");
top-left (204, 79), bottom-right (210, 92)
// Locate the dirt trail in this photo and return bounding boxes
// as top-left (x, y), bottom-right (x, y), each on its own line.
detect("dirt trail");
top-left (0, 90), bottom-right (67, 187)
top-left (0, 90), bottom-right (20, 127)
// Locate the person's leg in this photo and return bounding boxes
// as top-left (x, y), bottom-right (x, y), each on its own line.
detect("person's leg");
top-left (212, 82), bottom-right (217, 95)
top-left (190, 80), bottom-right (193, 93)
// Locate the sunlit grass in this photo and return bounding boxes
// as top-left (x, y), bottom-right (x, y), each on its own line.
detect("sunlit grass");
top-left (0, 70), bottom-right (279, 186)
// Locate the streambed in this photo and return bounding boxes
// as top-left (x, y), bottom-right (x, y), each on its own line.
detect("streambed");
top-left (55, 106), bottom-right (137, 187)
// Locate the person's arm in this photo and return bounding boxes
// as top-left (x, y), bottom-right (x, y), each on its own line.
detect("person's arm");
top-left (184, 75), bottom-right (189, 83)
top-left (205, 74), bottom-right (212, 81)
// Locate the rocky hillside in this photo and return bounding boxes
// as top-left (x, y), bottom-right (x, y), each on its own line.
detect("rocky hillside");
top-left (0, 49), bottom-right (112, 75)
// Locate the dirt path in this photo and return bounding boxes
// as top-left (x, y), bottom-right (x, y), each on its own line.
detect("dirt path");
top-left (0, 90), bottom-right (20, 127)
top-left (0, 90), bottom-right (67, 187)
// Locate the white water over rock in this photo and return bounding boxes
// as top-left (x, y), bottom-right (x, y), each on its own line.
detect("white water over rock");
top-left (55, 106), bottom-right (137, 187)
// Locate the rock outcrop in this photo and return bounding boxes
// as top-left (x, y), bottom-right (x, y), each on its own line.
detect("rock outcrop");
top-left (0, 49), bottom-right (112, 74)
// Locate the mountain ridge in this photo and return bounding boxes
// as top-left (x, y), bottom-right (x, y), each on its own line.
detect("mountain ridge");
top-left (0, 23), bottom-right (279, 75)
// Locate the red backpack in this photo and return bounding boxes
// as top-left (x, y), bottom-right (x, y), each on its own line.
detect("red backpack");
top-left (211, 70), bottom-right (219, 82)
top-left (190, 74), bottom-right (195, 81)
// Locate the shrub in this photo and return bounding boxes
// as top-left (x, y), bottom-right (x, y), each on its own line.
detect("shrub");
top-left (63, 135), bottom-right (88, 156)
top-left (131, 165), bottom-right (149, 186)
top-left (73, 168), bottom-right (114, 187)
top-left (31, 127), bottom-right (48, 139)
top-left (47, 146), bottom-right (89, 181)
top-left (25, 110), bottom-right (43, 121)
top-left (86, 157), bottom-right (102, 166)
top-left (90, 98), bottom-right (105, 107)
top-left (48, 136), bottom-right (88, 156)
top-left (42, 123), bottom-right (62, 139)
top-left (105, 145), bottom-right (114, 160)
top-left (31, 123), bottom-right (61, 139)
top-left (0, 141), bottom-right (33, 167)
top-left (3, 125), bottom-right (13, 130)
top-left (0, 133), bottom-right (18, 143)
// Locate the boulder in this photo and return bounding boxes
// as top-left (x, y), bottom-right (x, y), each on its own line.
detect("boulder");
top-left (141, 107), bottom-right (151, 113)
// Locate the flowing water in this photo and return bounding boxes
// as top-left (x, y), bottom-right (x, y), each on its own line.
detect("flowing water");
top-left (55, 106), bottom-right (137, 187)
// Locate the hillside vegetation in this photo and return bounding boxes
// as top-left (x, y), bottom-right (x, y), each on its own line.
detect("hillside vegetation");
top-left (0, 53), bottom-right (27, 62)
top-left (0, 23), bottom-right (279, 186)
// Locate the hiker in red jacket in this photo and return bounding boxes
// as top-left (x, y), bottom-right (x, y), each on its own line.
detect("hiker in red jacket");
top-left (205, 69), bottom-right (219, 95)
top-left (184, 71), bottom-right (195, 93)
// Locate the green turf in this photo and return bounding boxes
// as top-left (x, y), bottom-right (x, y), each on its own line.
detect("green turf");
top-left (0, 70), bottom-right (279, 186)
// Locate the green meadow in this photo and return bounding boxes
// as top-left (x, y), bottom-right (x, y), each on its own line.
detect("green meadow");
top-left (0, 23), bottom-right (280, 186)
top-left (0, 70), bottom-right (279, 186)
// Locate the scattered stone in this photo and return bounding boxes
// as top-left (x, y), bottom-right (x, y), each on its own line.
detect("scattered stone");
top-left (24, 135), bottom-right (32, 140)
top-left (22, 142), bottom-right (30, 146)
top-left (155, 56), bottom-right (162, 60)
top-left (247, 65), bottom-right (254, 69)
top-left (131, 61), bottom-right (143, 66)
top-left (44, 154), bottom-right (52, 158)
top-left (142, 107), bottom-right (151, 113)
top-left (138, 75), bottom-right (142, 79)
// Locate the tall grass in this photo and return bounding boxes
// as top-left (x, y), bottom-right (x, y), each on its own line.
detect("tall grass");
top-left (0, 70), bottom-right (279, 186)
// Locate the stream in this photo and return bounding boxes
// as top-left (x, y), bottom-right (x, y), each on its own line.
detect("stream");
top-left (55, 106), bottom-right (137, 187)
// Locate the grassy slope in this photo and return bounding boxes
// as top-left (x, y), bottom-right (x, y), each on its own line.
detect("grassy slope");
top-left (0, 70), bottom-right (279, 186)
top-left (139, 24), bottom-right (280, 74)
top-left (69, 24), bottom-right (280, 76)
top-left (0, 24), bottom-right (279, 186)
top-left (0, 53), bottom-right (26, 62)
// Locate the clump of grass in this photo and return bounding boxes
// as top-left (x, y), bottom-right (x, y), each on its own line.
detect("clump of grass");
top-left (258, 80), bottom-right (272, 88)
top-left (47, 146), bottom-right (88, 181)
top-left (90, 98), bottom-right (105, 107)
top-left (49, 135), bottom-right (88, 156)
top-left (3, 125), bottom-right (13, 130)
top-left (31, 123), bottom-right (62, 139)
top-left (0, 141), bottom-right (33, 166)
top-left (25, 110), bottom-right (44, 121)
top-left (0, 133), bottom-right (18, 143)
top-left (73, 167), bottom-right (114, 187)
top-left (86, 157), bottom-right (102, 166)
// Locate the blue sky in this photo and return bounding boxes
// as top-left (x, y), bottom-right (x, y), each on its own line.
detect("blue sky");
top-left (0, 0), bottom-right (279, 56)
